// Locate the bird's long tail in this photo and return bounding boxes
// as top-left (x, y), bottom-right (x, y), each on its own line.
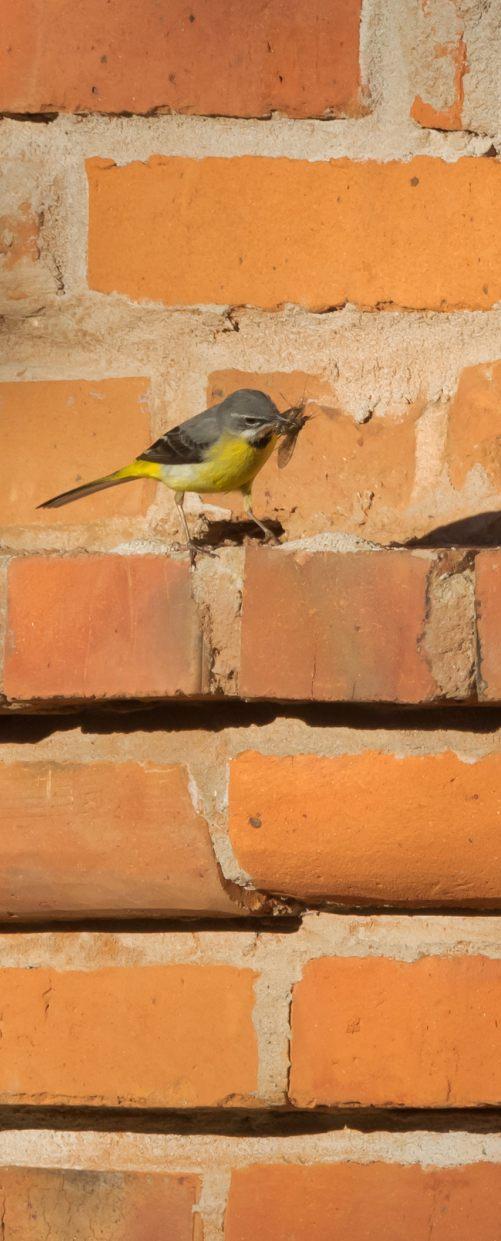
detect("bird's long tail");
top-left (38, 462), bottom-right (154, 510)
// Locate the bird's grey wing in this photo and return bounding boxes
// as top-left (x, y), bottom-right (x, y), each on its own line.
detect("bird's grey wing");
top-left (138, 405), bottom-right (222, 466)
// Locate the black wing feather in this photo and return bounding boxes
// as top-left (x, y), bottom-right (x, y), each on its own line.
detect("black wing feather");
top-left (138, 405), bottom-right (222, 466)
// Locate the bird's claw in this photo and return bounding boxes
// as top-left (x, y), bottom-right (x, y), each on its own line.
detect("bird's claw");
top-left (187, 540), bottom-right (217, 565)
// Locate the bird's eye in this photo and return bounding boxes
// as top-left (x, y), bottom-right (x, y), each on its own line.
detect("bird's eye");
top-left (243, 416), bottom-right (258, 427)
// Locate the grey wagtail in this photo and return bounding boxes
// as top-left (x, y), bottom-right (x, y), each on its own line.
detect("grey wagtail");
top-left (39, 388), bottom-right (306, 561)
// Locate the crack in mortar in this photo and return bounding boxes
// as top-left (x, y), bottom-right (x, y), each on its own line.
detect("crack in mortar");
top-left (190, 548), bottom-right (245, 696)
top-left (186, 765), bottom-right (291, 917)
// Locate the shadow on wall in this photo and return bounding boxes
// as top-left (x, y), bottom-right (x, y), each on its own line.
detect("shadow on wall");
top-left (395, 510), bottom-right (501, 549)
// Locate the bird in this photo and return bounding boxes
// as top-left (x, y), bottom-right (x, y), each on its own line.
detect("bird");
top-left (38, 388), bottom-right (301, 562)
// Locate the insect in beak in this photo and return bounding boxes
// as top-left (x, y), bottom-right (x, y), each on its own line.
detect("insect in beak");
top-left (276, 401), bottom-right (311, 468)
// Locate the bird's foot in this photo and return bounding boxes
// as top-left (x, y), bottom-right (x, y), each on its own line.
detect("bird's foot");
top-left (254, 524), bottom-right (281, 544)
top-left (187, 540), bottom-right (218, 565)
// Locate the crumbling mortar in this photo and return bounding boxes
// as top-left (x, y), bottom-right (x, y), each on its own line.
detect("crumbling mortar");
top-left (420, 550), bottom-right (478, 701)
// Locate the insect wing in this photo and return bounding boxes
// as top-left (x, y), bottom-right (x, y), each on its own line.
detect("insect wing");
top-left (277, 432), bottom-right (298, 469)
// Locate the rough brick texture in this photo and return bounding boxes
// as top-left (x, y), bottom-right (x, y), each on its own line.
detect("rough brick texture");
top-left (0, 200), bottom-right (43, 310)
top-left (225, 1163), bottom-right (501, 1241)
top-left (0, 964), bottom-right (257, 1107)
top-left (411, 0), bottom-right (466, 130)
top-left (0, 761), bottom-right (235, 918)
top-left (0, 379), bottom-right (152, 526)
top-left (0, 0), bottom-right (365, 118)
top-left (446, 362), bottom-right (501, 494)
top-left (240, 548), bottom-right (437, 703)
top-left (229, 750), bottom-right (501, 906)
top-left (290, 956), bottom-right (501, 1108)
top-left (0, 1167), bottom-right (200, 1240)
top-left (475, 552), bottom-right (501, 701)
top-left (4, 555), bottom-right (204, 701)
top-left (87, 156), bottom-right (501, 311)
top-left (0, 160), bottom-right (59, 315)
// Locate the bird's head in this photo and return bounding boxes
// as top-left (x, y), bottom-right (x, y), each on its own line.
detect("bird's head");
top-left (221, 389), bottom-right (293, 446)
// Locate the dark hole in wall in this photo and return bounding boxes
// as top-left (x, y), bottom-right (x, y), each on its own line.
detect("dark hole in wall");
top-left (1, 1104), bottom-right (501, 1136)
top-left (1, 702), bottom-right (501, 742)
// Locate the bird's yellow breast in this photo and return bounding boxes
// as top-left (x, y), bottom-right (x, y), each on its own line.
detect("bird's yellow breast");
top-left (160, 432), bottom-right (278, 494)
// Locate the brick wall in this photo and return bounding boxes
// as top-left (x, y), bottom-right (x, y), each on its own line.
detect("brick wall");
top-left (1, 1), bottom-right (500, 1236)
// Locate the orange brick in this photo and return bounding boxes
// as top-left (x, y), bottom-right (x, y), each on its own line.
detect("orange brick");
top-left (0, 964), bottom-right (257, 1107)
top-left (0, 761), bottom-right (235, 918)
top-left (0, 379), bottom-right (153, 525)
top-left (240, 548), bottom-right (437, 703)
top-left (225, 1163), bottom-right (501, 1241)
top-left (411, 0), bottom-right (466, 130)
top-left (475, 551), bottom-right (501, 701)
top-left (87, 156), bottom-right (501, 311)
top-left (0, 1167), bottom-right (200, 1241)
top-left (207, 370), bottom-right (419, 540)
top-left (0, 0), bottom-right (365, 118)
top-left (4, 555), bottom-right (203, 701)
top-left (290, 956), bottom-right (501, 1108)
top-left (446, 361), bottom-right (501, 492)
top-left (228, 750), bottom-right (501, 906)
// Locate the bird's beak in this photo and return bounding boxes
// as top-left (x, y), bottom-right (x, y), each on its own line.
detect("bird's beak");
top-left (273, 410), bottom-right (296, 434)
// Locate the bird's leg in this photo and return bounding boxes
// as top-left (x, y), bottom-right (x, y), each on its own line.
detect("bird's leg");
top-left (241, 486), bottom-right (280, 543)
top-left (174, 491), bottom-right (216, 564)
top-left (174, 491), bottom-right (198, 565)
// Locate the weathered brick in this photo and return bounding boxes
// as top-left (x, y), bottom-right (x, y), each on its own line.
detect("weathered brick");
top-left (225, 1163), bottom-right (501, 1241)
top-left (207, 370), bottom-right (419, 541)
top-left (240, 548), bottom-right (438, 703)
top-left (411, 0), bottom-right (466, 130)
top-left (0, 201), bottom-right (38, 283)
top-left (0, 964), bottom-right (257, 1107)
top-left (0, 379), bottom-right (152, 527)
top-left (228, 750), bottom-right (501, 906)
top-left (0, 167), bottom-right (58, 314)
top-left (0, 1167), bottom-right (200, 1241)
top-left (87, 156), bottom-right (501, 311)
top-left (290, 956), bottom-right (501, 1107)
top-left (4, 555), bottom-right (203, 701)
top-left (446, 361), bottom-right (501, 493)
top-left (475, 551), bottom-right (501, 701)
top-left (0, 761), bottom-right (235, 918)
top-left (0, 0), bottom-right (365, 119)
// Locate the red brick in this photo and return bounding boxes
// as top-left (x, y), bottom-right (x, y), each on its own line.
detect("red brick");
top-left (411, 0), bottom-right (466, 130)
top-left (0, 379), bottom-right (153, 526)
top-left (0, 761), bottom-right (235, 918)
top-left (207, 370), bottom-right (419, 541)
top-left (290, 956), bottom-right (501, 1108)
top-left (0, 964), bottom-right (257, 1107)
top-left (225, 1163), bottom-right (501, 1241)
top-left (240, 548), bottom-right (437, 703)
top-left (0, 1167), bottom-right (200, 1241)
top-left (0, 0), bottom-right (365, 118)
top-left (475, 552), bottom-right (501, 701)
top-left (228, 750), bottom-right (501, 906)
top-left (4, 555), bottom-right (203, 702)
top-left (446, 361), bottom-right (501, 493)
top-left (87, 156), bottom-right (501, 311)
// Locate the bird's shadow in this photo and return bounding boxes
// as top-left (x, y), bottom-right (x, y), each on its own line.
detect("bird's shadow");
top-left (194, 516), bottom-right (284, 549)
top-left (393, 510), bottom-right (501, 550)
